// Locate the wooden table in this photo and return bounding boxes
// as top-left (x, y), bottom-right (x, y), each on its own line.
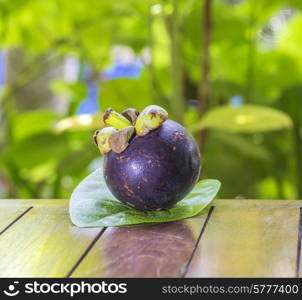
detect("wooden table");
top-left (0, 199), bottom-right (301, 278)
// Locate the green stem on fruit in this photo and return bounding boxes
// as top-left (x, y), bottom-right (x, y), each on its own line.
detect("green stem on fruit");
top-left (135, 105), bottom-right (168, 136)
top-left (94, 127), bottom-right (117, 154)
top-left (103, 108), bottom-right (132, 130)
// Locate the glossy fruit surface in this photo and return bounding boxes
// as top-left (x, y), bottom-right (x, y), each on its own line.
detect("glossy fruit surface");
top-left (104, 120), bottom-right (201, 210)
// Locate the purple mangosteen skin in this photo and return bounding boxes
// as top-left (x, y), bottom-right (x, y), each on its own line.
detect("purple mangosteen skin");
top-left (103, 120), bottom-right (201, 210)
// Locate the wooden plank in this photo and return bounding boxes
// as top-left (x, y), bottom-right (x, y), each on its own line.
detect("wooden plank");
top-left (186, 200), bottom-right (301, 277)
top-left (0, 199), bottom-right (301, 208)
top-left (0, 205), bottom-right (101, 277)
top-left (70, 209), bottom-right (212, 278)
top-left (214, 199), bottom-right (302, 208)
top-left (0, 199), bottom-right (301, 278)
top-left (0, 206), bottom-right (32, 234)
top-left (0, 199), bottom-right (68, 207)
top-left (0, 199), bottom-right (301, 207)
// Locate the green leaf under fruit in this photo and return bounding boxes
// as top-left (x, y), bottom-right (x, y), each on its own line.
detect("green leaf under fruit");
top-left (192, 105), bottom-right (293, 133)
top-left (69, 168), bottom-right (220, 227)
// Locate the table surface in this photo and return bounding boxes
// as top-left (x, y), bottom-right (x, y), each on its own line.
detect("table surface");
top-left (0, 199), bottom-right (301, 278)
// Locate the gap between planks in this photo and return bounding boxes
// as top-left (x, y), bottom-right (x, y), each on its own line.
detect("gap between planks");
top-left (296, 207), bottom-right (302, 278)
top-left (0, 206), bottom-right (33, 236)
top-left (181, 206), bottom-right (215, 277)
top-left (65, 228), bottom-right (107, 278)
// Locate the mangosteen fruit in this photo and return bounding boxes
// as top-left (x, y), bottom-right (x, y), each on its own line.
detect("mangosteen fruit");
top-left (94, 105), bottom-right (201, 211)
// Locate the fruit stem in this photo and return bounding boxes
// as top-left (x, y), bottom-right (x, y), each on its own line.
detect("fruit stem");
top-left (103, 108), bottom-right (132, 130)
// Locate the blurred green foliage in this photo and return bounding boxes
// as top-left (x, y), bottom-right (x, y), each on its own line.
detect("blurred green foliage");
top-left (0, 0), bottom-right (302, 200)
top-left (193, 105), bottom-right (292, 133)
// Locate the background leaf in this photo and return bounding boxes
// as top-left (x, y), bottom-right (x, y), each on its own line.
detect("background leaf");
top-left (54, 113), bottom-right (103, 133)
top-left (193, 105), bottom-right (293, 133)
top-left (100, 71), bottom-right (153, 112)
top-left (12, 110), bottom-right (59, 141)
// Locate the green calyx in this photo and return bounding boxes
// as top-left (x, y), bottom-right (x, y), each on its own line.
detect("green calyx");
top-left (103, 108), bottom-right (132, 129)
top-left (135, 105), bottom-right (168, 136)
top-left (109, 126), bottom-right (135, 153)
top-left (121, 108), bottom-right (139, 125)
top-left (96, 105), bottom-right (168, 154)
top-left (94, 127), bottom-right (117, 154)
